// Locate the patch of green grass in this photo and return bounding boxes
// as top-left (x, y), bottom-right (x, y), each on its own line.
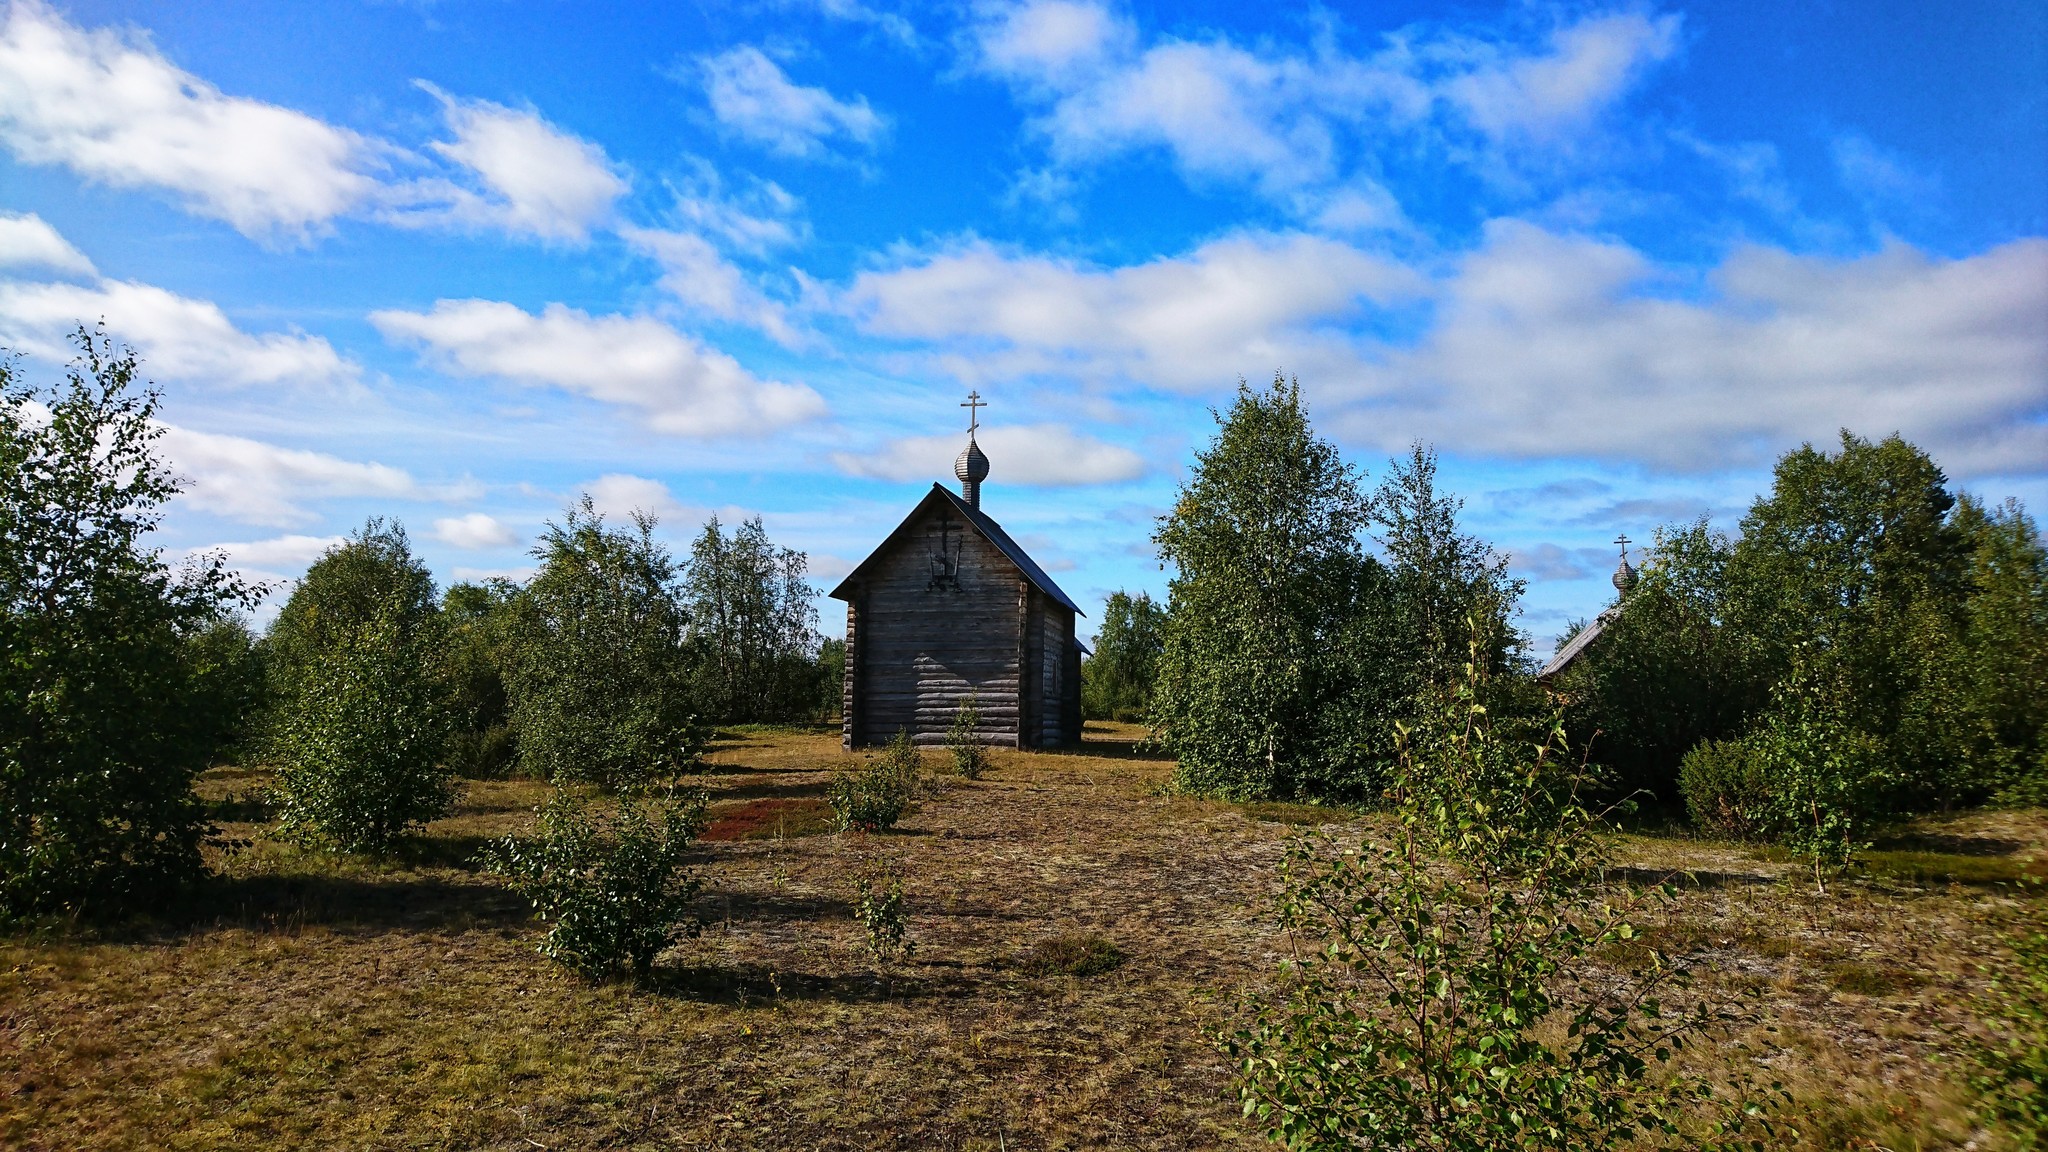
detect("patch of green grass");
top-left (1017, 933), bottom-right (1125, 978)
top-left (1857, 849), bottom-right (2045, 888)
top-left (1239, 801), bottom-right (1359, 826)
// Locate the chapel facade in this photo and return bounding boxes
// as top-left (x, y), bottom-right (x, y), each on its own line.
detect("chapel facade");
top-left (829, 398), bottom-right (1085, 750)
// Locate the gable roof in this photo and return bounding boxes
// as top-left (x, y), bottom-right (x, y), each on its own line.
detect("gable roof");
top-left (1536, 605), bottom-right (1619, 681)
top-left (829, 483), bottom-right (1084, 616)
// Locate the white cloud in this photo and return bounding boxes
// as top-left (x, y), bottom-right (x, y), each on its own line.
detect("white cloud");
top-left (0, 0), bottom-right (377, 240)
top-left (696, 46), bottom-right (886, 157)
top-left (1831, 132), bottom-right (1940, 212)
top-left (843, 231), bottom-right (1420, 390)
top-left (1321, 223), bottom-right (2048, 474)
top-left (1441, 12), bottom-right (1681, 142)
top-left (619, 226), bottom-right (799, 343)
top-left (657, 157), bottom-right (805, 254)
top-left (834, 422), bottom-right (1146, 487)
top-left (393, 87), bottom-right (628, 243)
top-left (186, 534), bottom-right (344, 572)
top-left (0, 211), bottom-right (93, 275)
top-left (370, 298), bottom-right (827, 437)
top-left (969, 3), bottom-right (1680, 203)
top-left (432, 512), bottom-right (517, 549)
top-left (583, 473), bottom-right (688, 522)
top-left (976, 0), bottom-right (1132, 85)
top-left (0, 277), bottom-right (352, 386)
top-left (157, 423), bottom-right (419, 526)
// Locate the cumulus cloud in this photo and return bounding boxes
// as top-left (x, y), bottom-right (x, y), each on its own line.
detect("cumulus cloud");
top-left (157, 423), bottom-right (419, 526)
top-left (843, 230), bottom-right (1420, 390)
top-left (198, 534), bottom-right (346, 570)
top-left (968, 2), bottom-right (1680, 202)
top-left (834, 422), bottom-right (1147, 487)
top-left (619, 226), bottom-right (799, 343)
top-left (0, 276), bottom-right (353, 386)
top-left (1441, 12), bottom-right (1681, 142)
top-left (1320, 222), bottom-right (2048, 474)
top-left (0, 211), bottom-right (94, 275)
top-left (695, 46), bottom-right (886, 157)
top-left (656, 158), bottom-right (806, 254)
top-left (392, 87), bottom-right (628, 243)
top-left (1507, 542), bottom-right (1614, 583)
top-left (0, 0), bottom-right (377, 240)
top-left (370, 299), bottom-right (826, 437)
top-left (583, 473), bottom-right (688, 522)
top-left (433, 512), bottom-right (517, 549)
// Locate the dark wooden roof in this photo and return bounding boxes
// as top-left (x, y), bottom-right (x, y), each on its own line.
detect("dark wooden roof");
top-left (1536, 605), bottom-right (1619, 681)
top-left (829, 484), bottom-right (1084, 616)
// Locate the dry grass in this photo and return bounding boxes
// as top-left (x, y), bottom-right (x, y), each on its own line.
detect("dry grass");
top-left (1, 723), bottom-right (2039, 1150)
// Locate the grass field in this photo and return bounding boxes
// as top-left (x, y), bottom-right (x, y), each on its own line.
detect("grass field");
top-left (3, 723), bottom-right (2041, 1150)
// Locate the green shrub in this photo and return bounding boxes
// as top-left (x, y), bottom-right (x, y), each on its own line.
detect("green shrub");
top-left (506, 500), bottom-right (705, 791)
top-left (830, 730), bottom-right (920, 831)
top-left (1680, 737), bottom-right (1775, 840)
top-left (946, 696), bottom-right (991, 779)
top-left (445, 724), bottom-right (518, 779)
top-left (853, 863), bottom-right (911, 971)
top-left (480, 789), bottom-right (707, 981)
top-left (1748, 657), bottom-right (1891, 893)
top-left (267, 523), bottom-right (452, 855)
top-left (1968, 898), bottom-right (2048, 1148)
top-left (1, 332), bottom-right (262, 916)
top-left (1220, 656), bottom-right (1775, 1151)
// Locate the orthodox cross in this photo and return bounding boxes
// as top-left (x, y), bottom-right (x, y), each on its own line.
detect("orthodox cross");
top-left (1614, 533), bottom-right (1632, 559)
top-left (961, 390), bottom-right (986, 436)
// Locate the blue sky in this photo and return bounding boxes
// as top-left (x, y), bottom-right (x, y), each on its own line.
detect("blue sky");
top-left (1, 0), bottom-right (2043, 649)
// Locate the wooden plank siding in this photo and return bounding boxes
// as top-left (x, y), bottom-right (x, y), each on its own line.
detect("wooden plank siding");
top-left (837, 500), bottom-right (1082, 750)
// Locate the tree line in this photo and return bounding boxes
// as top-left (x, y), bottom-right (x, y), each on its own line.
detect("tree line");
top-left (1085, 374), bottom-right (2048, 856)
top-left (0, 332), bottom-right (836, 915)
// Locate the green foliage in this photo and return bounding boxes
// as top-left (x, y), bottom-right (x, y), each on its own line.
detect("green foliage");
top-left (1152, 375), bottom-right (1402, 802)
top-left (945, 694), bottom-right (991, 779)
top-left (1953, 496), bottom-right (2048, 805)
top-left (480, 788), bottom-right (707, 981)
top-left (1370, 442), bottom-right (1524, 695)
top-left (441, 579), bottom-right (520, 778)
top-left (1564, 433), bottom-right (2048, 819)
top-left (0, 331), bottom-right (260, 916)
top-left (1744, 657), bottom-right (1890, 892)
top-left (1083, 590), bottom-right (1166, 721)
top-left (853, 863), bottom-right (912, 971)
top-left (1967, 898), bottom-right (2048, 1148)
top-left (505, 499), bottom-right (705, 790)
top-left (1222, 650), bottom-right (1769, 1152)
top-left (1726, 433), bottom-right (1972, 807)
top-left (682, 514), bottom-right (824, 725)
top-left (829, 729), bottom-right (920, 831)
top-left (817, 635), bottom-right (846, 721)
top-left (267, 522), bottom-right (453, 854)
top-left (1556, 520), bottom-right (1770, 804)
top-left (1678, 738), bottom-right (1774, 841)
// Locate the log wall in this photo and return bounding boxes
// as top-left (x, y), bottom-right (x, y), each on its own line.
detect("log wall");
top-left (839, 501), bottom-right (1083, 750)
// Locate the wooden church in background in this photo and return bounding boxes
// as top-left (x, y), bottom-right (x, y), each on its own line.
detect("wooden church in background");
top-left (830, 394), bottom-right (1085, 750)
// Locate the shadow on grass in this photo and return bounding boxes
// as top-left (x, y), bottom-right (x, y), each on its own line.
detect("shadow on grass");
top-left (644, 961), bottom-right (979, 1005)
top-left (707, 778), bottom-right (832, 803)
top-left (1067, 734), bottom-right (1174, 762)
top-left (1605, 865), bottom-right (1779, 890)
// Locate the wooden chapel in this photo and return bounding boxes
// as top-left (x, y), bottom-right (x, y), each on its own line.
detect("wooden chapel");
top-left (829, 395), bottom-right (1085, 750)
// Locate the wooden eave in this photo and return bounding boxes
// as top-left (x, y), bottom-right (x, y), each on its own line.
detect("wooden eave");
top-left (828, 484), bottom-right (1085, 617)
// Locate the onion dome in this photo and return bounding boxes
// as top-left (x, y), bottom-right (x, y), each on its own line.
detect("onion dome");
top-left (956, 436), bottom-right (990, 508)
top-left (955, 437), bottom-right (990, 485)
top-left (1612, 554), bottom-right (1638, 595)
